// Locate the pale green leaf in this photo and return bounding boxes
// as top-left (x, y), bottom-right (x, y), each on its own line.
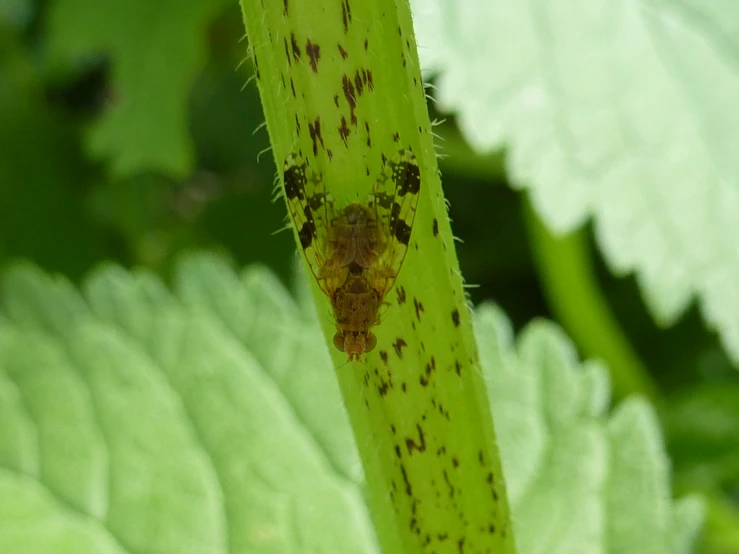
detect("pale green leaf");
top-left (411, 0), bottom-right (739, 363)
top-left (475, 305), bottom-right (704, 554)
top-left (0, 257), bottom-right (700, 552)
top-left (0, 471), bottom-right (126, 554)
top-left (0, 257), bottom-right (377, 554)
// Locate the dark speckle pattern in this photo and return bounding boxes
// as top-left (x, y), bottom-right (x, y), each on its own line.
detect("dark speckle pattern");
top-left (252, 2), bottom-right (513, 551)
top-left (305, 39), bottom-right (321, 72)
top-left (290, 33), bottom-right (301, 61)
top-left (452, 308), bottom-right (460, 327)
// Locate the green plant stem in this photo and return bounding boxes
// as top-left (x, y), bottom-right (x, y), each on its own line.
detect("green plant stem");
top-left (522, 197), bottom-right (662, 407)
top-left (239, 1), bottom-right (516, 553)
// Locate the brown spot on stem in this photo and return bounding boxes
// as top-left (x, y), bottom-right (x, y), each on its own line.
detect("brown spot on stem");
top-left (338, 117), bottom-right (350, 145)
top-left (393, 337), bottom-right (407, 358)
top-left (451, 308), bottom-right (460, 327)
top-left (342, 74), bottom-right (357, 125)
top-left (341, 0), bottom-right (352, 33)
top-left (305, 39), bottom-right (320, 72)
top-left (405, 423), bottom-right (426, 454)
top-left (396, 285), bottom-right (406, 304)
top-left (308, 117), bottom-right (324, 155)
top-left (413, 297), bottom-right (424, 321)
top-left (443, 469), bottom-right (455, 499)
top-left (400, 463), bottom-right (412, 496)
top-left (290, 33), bottom-right (301, 60)
top-left (425, 356), bottom-right (436, 378)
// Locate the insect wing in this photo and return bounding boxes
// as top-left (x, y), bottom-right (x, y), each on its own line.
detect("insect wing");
top-left (371, 148), bottom-right (421, 294)
top-left (282, 153), bottom-right (336, 294)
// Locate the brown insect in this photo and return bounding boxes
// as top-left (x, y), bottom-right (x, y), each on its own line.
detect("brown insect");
top-left (282, 148), bottom-right (421, 361)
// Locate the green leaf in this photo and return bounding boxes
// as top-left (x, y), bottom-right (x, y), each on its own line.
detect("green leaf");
top-left (475, 305), bottom-right (704, 554)
top-left (0, 256), bottom-right (702, 553)
top-left (0, 471), bottom-right (127, 554)
top-left (411, 0), bottom-right (739, 364)
top-left (46, 0), bottom-right (231, 178)
top-left (0, 258), bottom-right (377, 554)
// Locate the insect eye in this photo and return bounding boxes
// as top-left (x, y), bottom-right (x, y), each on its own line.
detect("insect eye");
top-left (333, 332), bottom-right (346, 352)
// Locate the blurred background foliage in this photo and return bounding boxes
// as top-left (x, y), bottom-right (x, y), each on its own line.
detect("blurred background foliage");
top-left (1, 0), bottom-right (738, 551)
